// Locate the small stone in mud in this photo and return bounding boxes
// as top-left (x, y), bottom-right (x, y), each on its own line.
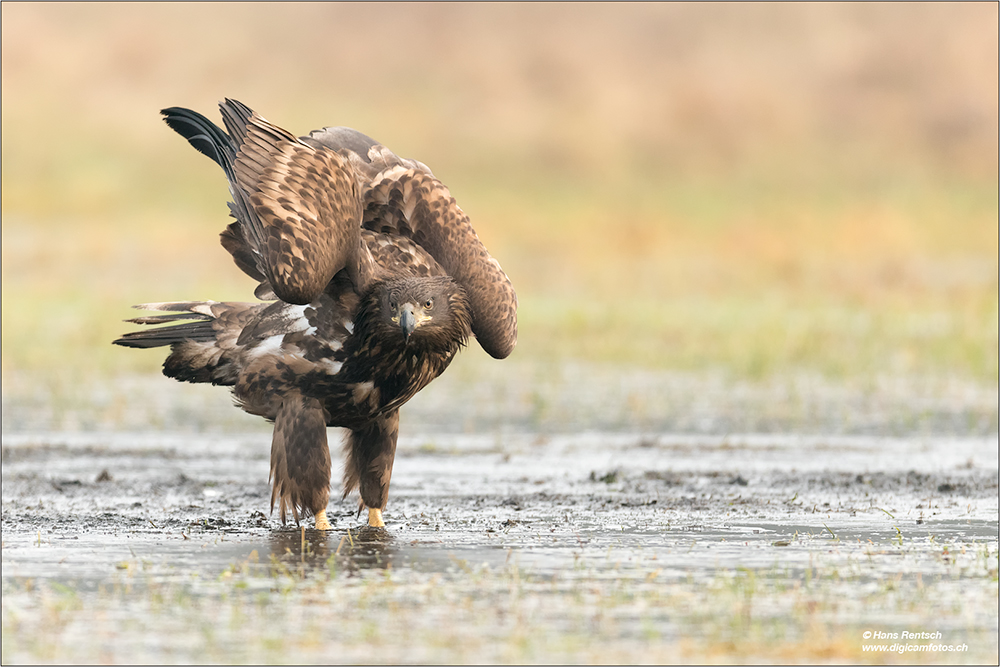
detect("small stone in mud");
top-left (95, 470), bottom-right (113, 482)
top-left (729, 475), bottom-right (749, 486)
top-left (937, 483), bottom-right (956, 493)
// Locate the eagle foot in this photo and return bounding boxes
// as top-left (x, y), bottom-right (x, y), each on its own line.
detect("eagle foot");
top-left (368, 508), bottom-right (385, 528)
top-left (314, 509), bottom-right (332, 531)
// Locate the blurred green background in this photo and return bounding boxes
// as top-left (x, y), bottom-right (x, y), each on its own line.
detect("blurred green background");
top-left (2, 4), bottom-right (997, 426)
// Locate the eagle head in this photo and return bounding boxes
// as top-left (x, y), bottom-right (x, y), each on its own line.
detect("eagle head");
top-left (377, 276), bottom-right (472, 349)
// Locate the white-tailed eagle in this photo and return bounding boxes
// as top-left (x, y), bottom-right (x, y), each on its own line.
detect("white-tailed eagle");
top-left (115, 100), bottom-right (517, 529)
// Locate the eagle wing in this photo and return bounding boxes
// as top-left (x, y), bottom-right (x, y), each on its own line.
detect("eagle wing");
top-left (163, 100), bottom-right (362, 306)
top-left (307, 129), bottom-right (518, 360)
top-left (219, 100), bottom-right (363, 305)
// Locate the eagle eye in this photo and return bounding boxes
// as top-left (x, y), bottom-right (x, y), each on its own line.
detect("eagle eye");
top-left (423, 298), bottom-right (434, 310)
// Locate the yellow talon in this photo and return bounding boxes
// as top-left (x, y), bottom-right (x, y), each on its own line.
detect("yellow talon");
top-left (315, 509), bottom-right (332, 530)
top-left (368, 508), bottom-right (384, 527)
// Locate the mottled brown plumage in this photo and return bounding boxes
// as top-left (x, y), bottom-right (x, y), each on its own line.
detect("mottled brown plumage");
top-left (221, 101), bottom-right (363, 304)
top-left (114, 100), bottom-right (514, 528)
top-left (362, 167), bottom-right (518, 360)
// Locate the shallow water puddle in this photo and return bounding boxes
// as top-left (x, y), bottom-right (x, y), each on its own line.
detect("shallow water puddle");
top-left (3, 430), bottom-right (997, 662)
top-left (3, 431), bottom-right (996, 577)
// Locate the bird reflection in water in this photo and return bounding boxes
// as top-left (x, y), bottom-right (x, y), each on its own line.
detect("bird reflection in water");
top-left (268, 525), bottom-right (397, 574)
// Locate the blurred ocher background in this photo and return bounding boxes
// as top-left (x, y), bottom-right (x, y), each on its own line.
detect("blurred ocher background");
top-left (2, 3), bottom-right (997, 433)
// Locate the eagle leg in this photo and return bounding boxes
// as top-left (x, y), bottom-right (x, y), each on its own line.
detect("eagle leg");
top-left (352, 499), bottom-right (383, 527)
top-left (343, 410), bottom-right (399, 527)
top-left (270, 393), bottom-right (333, 530)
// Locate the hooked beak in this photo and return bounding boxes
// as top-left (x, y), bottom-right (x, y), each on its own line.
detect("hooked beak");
top-left (399, 304), bottom-right (417, 342)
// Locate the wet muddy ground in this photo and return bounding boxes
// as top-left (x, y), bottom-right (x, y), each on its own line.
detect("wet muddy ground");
top-left (2, 370), bottom-right (998, 663)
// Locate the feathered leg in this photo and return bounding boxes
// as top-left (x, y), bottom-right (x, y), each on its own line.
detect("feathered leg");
top-left (343, 410), bottom-right (400, 527)
top-left (270, 393), bottom-right (333, 530)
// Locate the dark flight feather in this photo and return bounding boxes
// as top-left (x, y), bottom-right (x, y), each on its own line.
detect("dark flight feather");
top-left (161, 106), bottom-right (233, 168)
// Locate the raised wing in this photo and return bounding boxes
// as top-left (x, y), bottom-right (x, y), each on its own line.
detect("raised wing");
top-left (163, 100), bottom-right (362, 305)
top-left (307, 129), bottom-right (517, 360)
top-left (363, 167), bottom-right (517, 360)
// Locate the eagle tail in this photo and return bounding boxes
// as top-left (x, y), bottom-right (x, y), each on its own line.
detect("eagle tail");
top-left (113, 301), bottom-right (219, 349)
top-left (113, 300), bottom-right (259, 385)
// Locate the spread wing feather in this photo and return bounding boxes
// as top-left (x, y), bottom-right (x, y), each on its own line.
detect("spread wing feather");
top-left (218, 99), bottom-right (363, 305)
top-left (308, 127), bottom-right (516, 358)
top-left (162, 106), bottom-right (272, 294)
top-left (163, 106), bottom-right (279, 301)
top-left (362, 166), bottom-right (517, 359)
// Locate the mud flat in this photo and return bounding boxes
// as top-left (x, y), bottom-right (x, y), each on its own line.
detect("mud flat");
top-left (3, 419), bottom-right (997, 663)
